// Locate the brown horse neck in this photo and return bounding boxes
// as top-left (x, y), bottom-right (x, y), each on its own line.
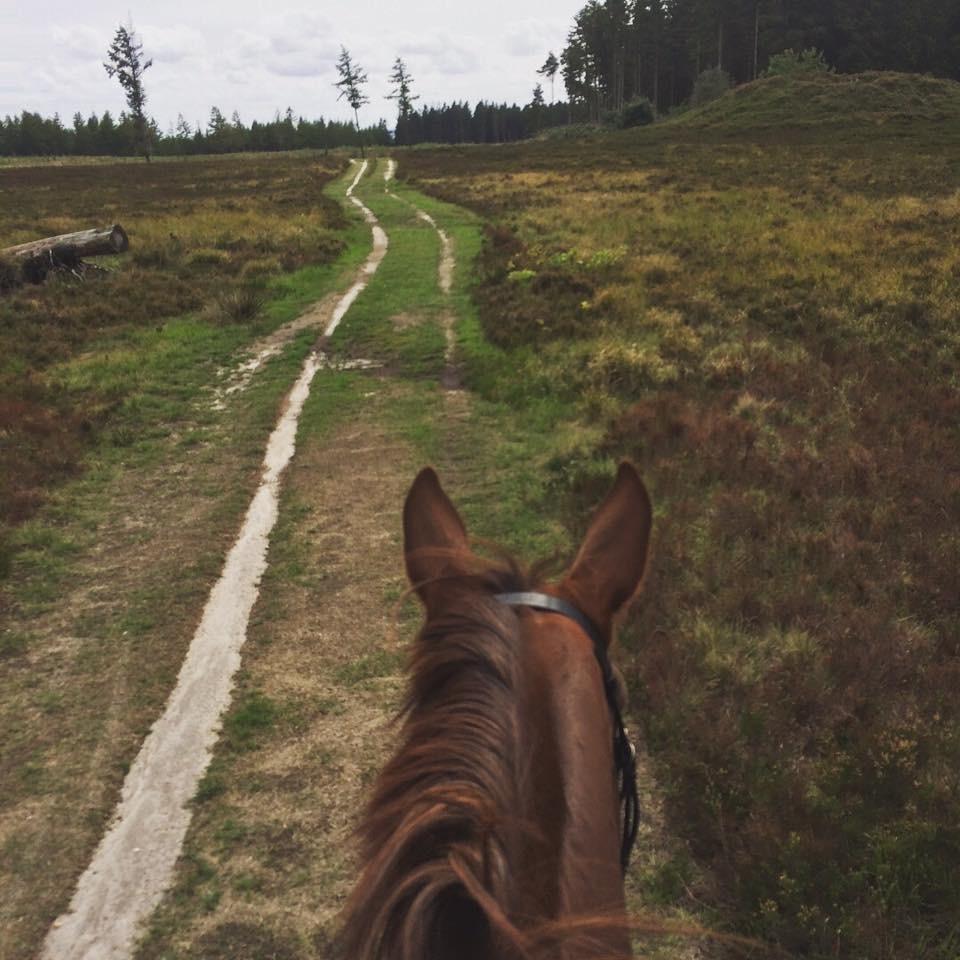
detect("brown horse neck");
top-left (513, 609), bottom-right (630, 957)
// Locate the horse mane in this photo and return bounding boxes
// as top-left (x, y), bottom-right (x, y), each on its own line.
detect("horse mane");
top-left (339, 555), bottom-right (540, 960)
top-left (337, 550), bottom-right (741, 960)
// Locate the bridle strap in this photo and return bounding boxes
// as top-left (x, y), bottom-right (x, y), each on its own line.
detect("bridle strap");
top-left (494, 592), bottom-right (603, 650)
top-left (494, 591), bottom-right (640, 872)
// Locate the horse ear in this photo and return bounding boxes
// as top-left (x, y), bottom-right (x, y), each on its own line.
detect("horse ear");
top-left (560, 462), bottom-right (652, 641)
top-left (403, 467), bottom-right (469, 605)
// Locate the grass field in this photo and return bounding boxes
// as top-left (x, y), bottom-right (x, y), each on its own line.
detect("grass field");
top-left (397, 73), bottom-right (960, 958)
top-left (0, 150), bottom-right (350, 581)
top-left (666, 71), bottom-right (960, 133)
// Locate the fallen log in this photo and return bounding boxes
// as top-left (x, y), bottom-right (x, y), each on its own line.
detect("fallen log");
top-left (2, 225), bottom-right (129, 260)
top-left (0, 225), bottom-right (129, 286)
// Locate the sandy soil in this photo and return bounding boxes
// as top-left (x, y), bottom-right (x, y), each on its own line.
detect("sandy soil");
top-left (210, 291), bottom-right (341, 410)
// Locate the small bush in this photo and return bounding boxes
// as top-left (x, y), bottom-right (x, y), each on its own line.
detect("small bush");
top-left (621, 97), bottom-right (656, 128)
top-left (507, 268), bottom-right (536, 284)
top-left (765, 47), bottom-right (833, 78)
top-left (240, 257), bottom-right (282, 279)
top-left (600, 99), bottom-right (655, 129)
top-left (474, 224), bottom-right (597, 347)
top-left (691, 68), bottom-right (732, 107)
top-left (587, 340), bottom-right (680, 396)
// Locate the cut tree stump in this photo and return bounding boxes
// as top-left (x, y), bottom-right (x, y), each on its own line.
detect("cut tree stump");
top-left (0, 225), bottom-right (129, 286)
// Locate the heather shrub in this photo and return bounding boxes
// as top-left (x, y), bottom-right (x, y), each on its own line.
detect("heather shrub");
top-left (473, 224), bottom-right (598, 347)
top-left (587, 340), bottom-right (679, 396)
top-left (206, 288), bottom-right (265, 324)
top-left (594, 357), bottom-right (960, 956)
top-left (765, 47), bottom-right (833, 78)
top-left (691, 68), bottom-right (732, 107)
top-left (400, 121), bottom-right (960, 958)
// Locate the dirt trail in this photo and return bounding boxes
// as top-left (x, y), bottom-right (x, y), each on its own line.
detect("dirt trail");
top-left (210, 291), bottom-right (340, 410)
top-left (120, 156), bottom-right (467, 956)
top-left (41, 160), bottom-right (387, 960)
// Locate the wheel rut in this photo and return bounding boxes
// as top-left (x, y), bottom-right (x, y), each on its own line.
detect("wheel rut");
top-left (383, 158), bottom-right (462, 390)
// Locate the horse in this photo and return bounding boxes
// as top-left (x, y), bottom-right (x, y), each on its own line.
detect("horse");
top-left (340, 461), bottom-right (653, 960)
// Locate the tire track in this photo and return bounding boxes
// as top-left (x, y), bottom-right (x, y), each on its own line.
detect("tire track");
top-left (40, 159), bottom-right (386, 960)
top-left (382, 158), bottom-right (460, 388)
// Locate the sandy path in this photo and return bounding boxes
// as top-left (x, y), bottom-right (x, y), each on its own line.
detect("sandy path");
top-left (133, 397), bottom-right (419, 957)
top-left (40, 160), bottom-right (386, 960)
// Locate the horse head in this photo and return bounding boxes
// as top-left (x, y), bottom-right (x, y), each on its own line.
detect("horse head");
top-left (342, 462), bottom-right (652, 960)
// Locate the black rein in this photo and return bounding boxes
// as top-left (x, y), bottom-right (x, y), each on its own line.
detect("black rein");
top-left (494, 591), bottom-right (640, 872)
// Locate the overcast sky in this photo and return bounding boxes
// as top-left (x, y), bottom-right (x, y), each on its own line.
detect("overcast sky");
top-left (0, 1), bottom-right (584, 132)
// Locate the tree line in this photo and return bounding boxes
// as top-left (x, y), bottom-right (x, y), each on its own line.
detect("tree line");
top-left (0, 98), bottom-right (576, 158)
top-left (557, 0), bottom-right (960, 118)
top-left (0, 109), bottom-right (392, 158)
top-left (395, 99), bottom-right (588, 146)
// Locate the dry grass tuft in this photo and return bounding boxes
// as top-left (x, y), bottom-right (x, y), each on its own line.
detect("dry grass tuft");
top-left (207, 288), bottom-right (266, 325)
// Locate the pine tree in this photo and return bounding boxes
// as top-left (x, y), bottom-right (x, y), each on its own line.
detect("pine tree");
top-left (207, 106), bottom-right (227, 135)
top-left (334, 47), bottom-right (370, 157)
top-left (388, 57), bottom-right (419, 145)
top-left (104, 24), bottom-right (153, 161)
top-left (538, 51), bottom-right (560, 102)
top-left (388, 58), bottom-right (419, 119)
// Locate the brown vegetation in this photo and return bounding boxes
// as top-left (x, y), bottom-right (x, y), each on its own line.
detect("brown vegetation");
top-left (400, 111), bottom-right (960, 957)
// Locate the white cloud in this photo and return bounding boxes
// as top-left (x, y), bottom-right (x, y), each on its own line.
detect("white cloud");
top-left (139, 24), bottom-right (207, 64)
top-left (45, 59), bottom-right (107, 86)
top-left (225, 15), bottom-right (340, 81)
top-left (395, 32), bottom-right (479, 76)
top-left (279, 10), bottom-right (335, 41)
top-left (51, 25), bottom-right (104, 61)
top-left (504, 19), bottom-right (552, 57)
top-left (231, 29), bottom-right (270, 60)
top-left (264, 54), bottom-right (329, 78)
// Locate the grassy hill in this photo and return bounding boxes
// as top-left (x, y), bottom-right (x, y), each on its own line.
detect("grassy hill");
top-left (665, 70), bottom-right (960, 134)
